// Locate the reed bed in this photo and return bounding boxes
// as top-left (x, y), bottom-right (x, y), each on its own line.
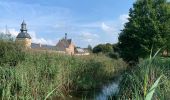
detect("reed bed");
top-left (0, 42), bottom-right (126, 99)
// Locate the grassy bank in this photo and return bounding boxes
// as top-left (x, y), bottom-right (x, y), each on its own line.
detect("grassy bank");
top-left (118, 57), bottom-right (170, 100)
top-left (0, 42), bottom-right (126, 99)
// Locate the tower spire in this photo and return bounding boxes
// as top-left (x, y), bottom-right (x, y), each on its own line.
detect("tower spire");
top-left (65, 33), bottom-right (67, 40)
top-left (20, 20), bottom-right (27, 33)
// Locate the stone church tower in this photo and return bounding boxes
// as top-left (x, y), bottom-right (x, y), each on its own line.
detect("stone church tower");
top-left (16, 21), bottom-right (32, 48)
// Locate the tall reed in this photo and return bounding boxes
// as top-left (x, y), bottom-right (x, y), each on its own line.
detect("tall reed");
top-left (118, 57), bottom-right (170, 100)
top-left (0, 48), bottom-right (127, 99)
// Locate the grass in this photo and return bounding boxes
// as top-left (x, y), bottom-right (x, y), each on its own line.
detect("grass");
top-left (0, 42), bottom-right (127, 99)
top-left (118, 57), bottom-right (170, 100)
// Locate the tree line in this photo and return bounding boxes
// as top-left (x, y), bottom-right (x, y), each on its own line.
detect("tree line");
top-left (93, 0), bottom-right (170, 64)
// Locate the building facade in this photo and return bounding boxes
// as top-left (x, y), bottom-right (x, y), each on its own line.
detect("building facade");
top-left (15, 21), bottom-right (81, 55)
top-left (56, 33), bottom-right (75, 55)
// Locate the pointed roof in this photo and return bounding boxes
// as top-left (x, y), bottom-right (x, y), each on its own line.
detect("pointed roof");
top-left (16, 20), bottom-right (31, 39)
top-left (56, 33), bottom-right (73, 51)
top-left (21, 20), bottom-right (26, 25)
top-left (16, 32), bottom-right (31, 39)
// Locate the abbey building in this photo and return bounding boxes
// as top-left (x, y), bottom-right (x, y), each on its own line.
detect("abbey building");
top-left (15, 21), bottom-right (89, 55)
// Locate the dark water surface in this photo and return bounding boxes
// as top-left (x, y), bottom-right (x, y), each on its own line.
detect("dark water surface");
top-left (63, 77), bottom-right (122, 100)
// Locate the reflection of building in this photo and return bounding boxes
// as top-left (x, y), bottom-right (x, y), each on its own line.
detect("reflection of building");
top-left (15, 21), bottom-right (32, 48)
top-left (56, 33), bottom-right (75, 55)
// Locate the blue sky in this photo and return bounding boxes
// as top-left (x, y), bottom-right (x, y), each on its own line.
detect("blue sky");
top-left (0, 0), bottom-right (135, 47)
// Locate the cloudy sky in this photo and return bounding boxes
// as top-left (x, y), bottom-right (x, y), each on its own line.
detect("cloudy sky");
top-left (0, 0), bottom-right (135, 47)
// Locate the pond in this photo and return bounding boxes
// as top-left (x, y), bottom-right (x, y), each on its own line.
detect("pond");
top-left (64, 76), bottom-right (122, 100)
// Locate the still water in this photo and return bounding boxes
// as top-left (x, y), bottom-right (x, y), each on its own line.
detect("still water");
top-left (65, 76), bottom-right (121, 100)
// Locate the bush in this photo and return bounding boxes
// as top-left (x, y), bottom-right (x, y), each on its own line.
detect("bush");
top-left (107, 52), bottom-right (119, 59)
top-left (0, 40), bottom-right (25, 66)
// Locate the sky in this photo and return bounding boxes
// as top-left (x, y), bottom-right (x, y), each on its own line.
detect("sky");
top-left (0, 0), bottom-right (135, 47)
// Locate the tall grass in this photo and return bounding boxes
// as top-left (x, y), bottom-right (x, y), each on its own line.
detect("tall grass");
top-left (118, 57), bottom-right (170, 100)
top-left (0, 42), bottom-right (127, 99)
top-left (0, 40), bottom-right (25, 66)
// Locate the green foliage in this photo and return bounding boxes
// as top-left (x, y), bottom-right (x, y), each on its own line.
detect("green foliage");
top-left (0, 41), bottom-right (25, 66)
top-left (112, 43), bottom-right (119, 53)
top-left (93, 43), bottom-right (120, 59)
top-left (93, 43), bottom-right (113, 53)
top-left (118, 0), bottom-right (170, 62)
top-left (145, 75), bottom-right (162, 100)
top-left (118, 57), bottom-right (170, 100)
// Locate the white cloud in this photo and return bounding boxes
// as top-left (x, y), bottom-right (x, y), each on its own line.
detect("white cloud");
top-left (119, 14), bottom-right (129, 25)
top-left (9, 29), bottom-right (18, 36)
top-left (0, 28), bottom-right (18, 37)
top-left (80, 32), bottom-right (99, 39)
top-left (101, 22), bottom-right (113, 34)
top-left (85, 39), bottom-right (93, 42)
top-left (101, 22), bottom-right (118, 34)
top-left (29, 31), bottom-right (56, 45)
top-left (101, 14), bottom-right (129, 35)
top-left (0, 28), bottom-right (55, 45)
top-left (79, 32), bottom-right (99, 42)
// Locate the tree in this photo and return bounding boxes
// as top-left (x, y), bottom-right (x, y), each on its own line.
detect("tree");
top-left (112, 43), bottom-right (119, 53)
top-left (93, 43), bottom-right (120, 59)
top-left (87, 44), bottom-right (93, 52)
top-left (93, 44), bottom-right (104, 53)
top-left (93, 43), bottom-right (113, 54)
top-left (118, 0), bottom-right (170, 63)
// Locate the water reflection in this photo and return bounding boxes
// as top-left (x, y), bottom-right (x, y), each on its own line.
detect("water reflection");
top-left (66, 76), bottom-right (121, 100)
top-left (95, 80), bottom-right (119, 100)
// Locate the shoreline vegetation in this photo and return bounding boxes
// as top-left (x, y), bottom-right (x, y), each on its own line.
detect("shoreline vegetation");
top-left (118, 57), bottom-right (170, 100)
top-left (0, 40), bottom-right (127, 99)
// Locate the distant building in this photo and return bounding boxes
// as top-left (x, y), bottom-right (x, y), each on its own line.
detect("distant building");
top-left (75, 48), bottom-right (90, 55)
top-left (15, 21), bottom-right (32, 48)
top-left (15, 21), bottom-right (89, 55)
top-left (56, 33), bottom-right (75, 55)
top-left (31, 43), bottom-right (55, 50)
